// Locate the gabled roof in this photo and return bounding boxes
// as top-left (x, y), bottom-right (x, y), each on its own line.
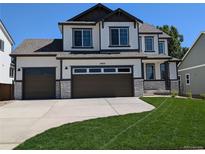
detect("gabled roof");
top-left (67, 3), bottom-right (113, 22)
top-left (11, 39), bottom-right (63, 56)
top-left (178, 32), bottom-right (205, 67)
top-left (101, 8), bottom-right (143, 23)
top-left (0, 20), bottom-right (14, 45)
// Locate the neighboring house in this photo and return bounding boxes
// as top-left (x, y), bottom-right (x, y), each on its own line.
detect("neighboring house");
top-left (178, 32), bottom-right (205, 96)
top-left (0, 20), bottom-right (14, 100)
top-left (11, 3), bottom-right (179, 100)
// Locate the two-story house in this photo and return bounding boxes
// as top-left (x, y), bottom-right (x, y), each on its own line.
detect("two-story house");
top-left (11, 3), bottom-right (179, 100)
top-left (0, 20), bottom-right (14, 100)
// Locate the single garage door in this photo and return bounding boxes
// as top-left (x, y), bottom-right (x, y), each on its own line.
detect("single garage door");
top-left (72, 67), bottom-right (133, 98)
top-left (23, 68), bottom-right (55, 99)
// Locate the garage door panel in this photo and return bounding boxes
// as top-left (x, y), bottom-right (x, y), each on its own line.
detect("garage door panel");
top-left (23, 68), bottom-right (55, 99)
top-left (73, 74), bottom-right (133, 98)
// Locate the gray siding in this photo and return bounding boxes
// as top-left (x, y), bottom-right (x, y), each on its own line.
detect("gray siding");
top-left (179, 66), bottom-right (205, 95)
top-left (179, 34), bottom-right (205, 69)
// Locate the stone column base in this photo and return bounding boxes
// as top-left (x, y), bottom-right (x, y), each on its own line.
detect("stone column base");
top-left (60, 80), bottom-right (71, 99)
top-left (170, 80), bottom-right (179, 92)
top-left (133, 79), bottom-right (144, 97)
top-left (56, 81), bottom-right (61, 99)
top-left (14, 81), bottom-right (22, 100)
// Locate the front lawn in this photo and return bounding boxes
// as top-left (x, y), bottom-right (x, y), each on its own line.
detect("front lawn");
top-left (15, 97), bottom-right (205, 150)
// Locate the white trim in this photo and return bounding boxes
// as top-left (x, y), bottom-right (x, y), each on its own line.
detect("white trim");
top-left (185, 73), bottom-right (190, 86)
top-left (73, 67), bottom-right (132, 75)
top-left (178, 63), bottom-right (205, 72)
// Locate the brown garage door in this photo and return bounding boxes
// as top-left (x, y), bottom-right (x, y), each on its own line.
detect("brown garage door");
top-left (23, 68), bottom-right (55, 99)
top-left (72, 67), bottom-right (133, 98)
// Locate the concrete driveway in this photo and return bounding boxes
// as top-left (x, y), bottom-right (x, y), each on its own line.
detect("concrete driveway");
top-left (0, 97), bottom-right (154, 150)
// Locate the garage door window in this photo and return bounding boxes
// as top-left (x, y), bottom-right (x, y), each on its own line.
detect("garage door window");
top-left (73, 67), bottom-right (131, 74)
top-left (74, 68), bottom-right (87, 74)
top-left (89, 68), bottom-right (102, 73)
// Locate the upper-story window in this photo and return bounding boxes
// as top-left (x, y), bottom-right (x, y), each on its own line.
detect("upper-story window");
top-left (145, 36), bottom-right (154, 52)
top-left (0, 39), bottom-right (4, 51)
top-left (139, 36), bottom-right (142, 51)
top-left (73, 29), bottom-right (92, 48)
top-left (110, 27), bottom-right (129, 47)
top-left (159, 41), bottom-right (165, 54)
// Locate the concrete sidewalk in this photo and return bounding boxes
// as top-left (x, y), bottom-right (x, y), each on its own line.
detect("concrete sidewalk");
top-left (0, 97), bottom-right (154, 150)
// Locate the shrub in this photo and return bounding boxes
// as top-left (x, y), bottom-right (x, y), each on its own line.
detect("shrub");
top-left (200, 93), bottom-right (205, 100)
top-left (171, 90), bottom-right (178, 98)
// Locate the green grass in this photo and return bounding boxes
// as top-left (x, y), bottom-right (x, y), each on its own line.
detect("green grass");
top-left (15, 97), bottom-right (205, 150)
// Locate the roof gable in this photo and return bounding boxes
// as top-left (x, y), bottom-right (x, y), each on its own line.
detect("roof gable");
top-left (178, 32), bottom-right (205, 69)
top-left (102, 8), bottom-right (143, 23)
top-left (0, 20), bottom-right (14, 45)
top-left (68, 3), bottom-right (113, 22)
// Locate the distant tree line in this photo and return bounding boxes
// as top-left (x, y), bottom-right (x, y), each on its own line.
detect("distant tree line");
top-left (157, 25), bottom-right (189, 59)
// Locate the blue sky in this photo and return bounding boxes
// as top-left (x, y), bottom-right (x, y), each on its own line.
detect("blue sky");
top-left (0, 3), bottom-right (205, 48)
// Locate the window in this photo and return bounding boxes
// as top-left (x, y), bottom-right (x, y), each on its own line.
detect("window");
top-left (0, 39), bottom-right (4, 51)
top-left (9, 67), bottom-right (14, 78)
top-left (160, 63), bottom-right (166, 80)
top-left (118, 68), bottom-right (131, 73)
top-left (104, 68), bottom-right (116, 73)
top-left (74, 68), bottom-right (87, 73)
top-left (159, 41), bottom-right (165, 54)
top-left (89, 68), bottom-right (101, 73)
top-left (73, 29), bottom-right (92, 47)
top-left (110, 27), bottom-right (129, 46)
top-left (139, 36), bottom-right (142, 51)
top-left (146, 64), bottom-right (155, 80)
top-left (185, 74), bottom-right (190, 85)
top-left (145, 36), bottom-right (154, 52)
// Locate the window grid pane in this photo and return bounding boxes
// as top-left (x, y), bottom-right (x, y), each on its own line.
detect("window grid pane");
top-left (111, 29), bottom-right (119, 45)
top-left (159, 41), bottom-right (165, 54)
top-left (83, 30), bottom-right (92, 47)
top-left (120, 28), bottom-right (128, 45)
top-left (74, 30), bottom-right (82, 47)
top-left (145, 36), bottom-right (154, 51)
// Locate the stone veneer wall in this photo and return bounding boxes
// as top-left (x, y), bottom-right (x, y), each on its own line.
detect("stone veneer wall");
top-left (133, 79), bottom-right (144, 97)
top-left (14, 81), bottom-right (22, 100)
top-left (144, 81), bottom-right (166, 90)
top-left (60, 80), bottom-right (71, 99)
top-left (170, 80), bottom-right (179, 92)
top-left (56, 81), bottom-right (61, 99)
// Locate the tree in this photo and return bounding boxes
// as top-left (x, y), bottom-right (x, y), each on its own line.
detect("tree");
top-left (156, 25), bottom-right (188, 59)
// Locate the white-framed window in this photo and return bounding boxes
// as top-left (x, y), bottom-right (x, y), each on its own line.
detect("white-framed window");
top-left (110, 27), bottom-right (129, 46)
top-left (0, 39), bottom-right (4, 51)
top-left (159, 41), bottom-right (165, 54)
top-left (185, 73), bottom-right (190, 85)
top-left (146, 63), bottom-right (155, 80)
top-left (72, 28), bottom-right (92, 48)
top-left (72, 67), bottom-right (131, 75)
top-left (145, 36), bottom-right (154, 52)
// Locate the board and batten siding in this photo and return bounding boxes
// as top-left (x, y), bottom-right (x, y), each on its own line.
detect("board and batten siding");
top-left (16, 57), bottom-right (61, 80)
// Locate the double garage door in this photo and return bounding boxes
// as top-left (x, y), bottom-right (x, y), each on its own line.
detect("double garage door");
top-left (22, 66), bottom-right (133, 99)
top-left (72, 67), bottom-right (133, 98)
